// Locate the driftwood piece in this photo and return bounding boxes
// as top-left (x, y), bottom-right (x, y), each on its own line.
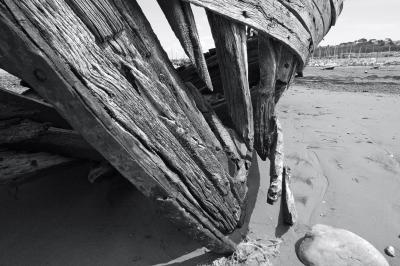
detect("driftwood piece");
top-left (282, 166), bottom-right (297, 225)
top-left (207, 12), bottom-right (254, 151)
top-left (0, 87), bottom-right (70, 129)
top-left (267, 117), bottom-right (284, 205)
top-left (157, 0), bottom-right (213, 91)
top-left (0, 0), bottom-right (239, 253)
top-left (0, 148), bottom-right (77, 185)
top-left (183, 0), bottom-right (312, 65)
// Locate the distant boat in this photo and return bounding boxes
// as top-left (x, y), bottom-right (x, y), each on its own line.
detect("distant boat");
top-left (322, 66), bottom-right (335, 70)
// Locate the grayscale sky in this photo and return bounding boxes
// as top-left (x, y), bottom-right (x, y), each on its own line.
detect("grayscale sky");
top-left (137, 0), bottom-right (400, 58)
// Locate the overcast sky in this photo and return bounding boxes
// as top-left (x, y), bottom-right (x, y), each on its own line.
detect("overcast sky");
top-left (137, 0), bottom-right (400, 58)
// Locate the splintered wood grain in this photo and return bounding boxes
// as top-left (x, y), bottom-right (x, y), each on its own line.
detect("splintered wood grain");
top-left (207, 12), bottom-right (254, 151)
top-left (330, 0), bottom-right (344, 26)
top-left (183, 0), bottom-right (312, 66)
top-left (0, 0), bottom-right (239, 253)
top-left (0, 148), bottom-right (76, 185)
top-left (157, 0), bottom-right (213, 91)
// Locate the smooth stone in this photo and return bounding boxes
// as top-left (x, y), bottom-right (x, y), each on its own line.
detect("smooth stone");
top-left (296, 224), bottom-right (389, 266)
top-left (384, 246), bottom-right (395, 257)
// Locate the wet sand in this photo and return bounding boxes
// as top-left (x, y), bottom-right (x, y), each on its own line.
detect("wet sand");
top-left (271, 85), bottom-right (400, 265)
top-left (1, 69), bottom-right (400, 265)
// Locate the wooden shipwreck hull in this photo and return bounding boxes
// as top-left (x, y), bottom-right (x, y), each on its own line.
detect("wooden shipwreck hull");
top-left (0, 0), bottom-right (343, 253)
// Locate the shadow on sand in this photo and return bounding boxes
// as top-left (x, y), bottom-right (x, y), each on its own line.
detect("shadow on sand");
top-left (0, 154), bottom-right (275, 265)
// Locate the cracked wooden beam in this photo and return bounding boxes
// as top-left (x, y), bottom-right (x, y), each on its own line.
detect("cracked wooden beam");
top-left (157, 0), bottom-right (213, 91)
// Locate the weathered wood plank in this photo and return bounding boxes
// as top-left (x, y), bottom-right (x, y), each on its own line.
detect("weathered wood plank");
top-left (0, 148), bottom-right (77, 185)
top-left (207, 12), bottom-right (254, 151)
top-left (0, 0), bottom-right (239, 253)
top-left (252, 34), bottom-right (277, 161)
top-left (277, 0), bottom-right (325, 46)
top-left (157, 0), bottom-right (213, 91)
top-left (114, 0), bottom-right (230, 173)
top-left (183, 0), bottom-right (312, 65)
top-left (267, 117), bottom-right (284, 205)
top-left (0, 87), bottom-right (70, 129)
top-left (0, 118), bottom-right (103, 161)
top-left (312, 0), bottom-right (332, 36)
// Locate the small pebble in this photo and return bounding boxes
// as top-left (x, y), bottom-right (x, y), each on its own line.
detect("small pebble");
top-left (384, 246), bottom-right (395, 257)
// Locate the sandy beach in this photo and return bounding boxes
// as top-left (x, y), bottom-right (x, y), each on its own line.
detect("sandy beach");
top-left (0, 66), bottom-right (399, 265)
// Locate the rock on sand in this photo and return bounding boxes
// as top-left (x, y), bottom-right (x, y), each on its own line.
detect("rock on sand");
top-left (296, 224), bottom-right (389, 266)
